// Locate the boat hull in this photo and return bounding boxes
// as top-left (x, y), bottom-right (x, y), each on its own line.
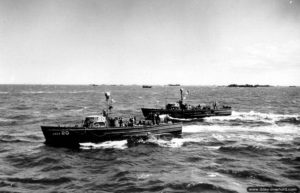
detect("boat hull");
top-left (141, 108), bottom-right (232, 119)
top-left (41, 123), bottom-right (182, 147)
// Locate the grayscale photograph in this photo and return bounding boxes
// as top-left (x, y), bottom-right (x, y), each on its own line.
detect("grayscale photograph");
top-left (0, 0), bottom-right (299, 192)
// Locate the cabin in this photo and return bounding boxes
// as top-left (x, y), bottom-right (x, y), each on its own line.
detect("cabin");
top-left (165, 103), bottom-right (180, 110)
top-left (83, 115), bottom-right (106, 128)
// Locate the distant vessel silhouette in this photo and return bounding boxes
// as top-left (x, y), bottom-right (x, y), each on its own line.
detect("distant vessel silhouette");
top-left (228, 84), bottom-right (271, 88)
top-left (168, 84), bottom-right (180, 86)
top-left (142, 88), bottom-right (232, 120)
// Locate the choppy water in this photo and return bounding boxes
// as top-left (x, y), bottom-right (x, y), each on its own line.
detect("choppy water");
top-left (0, 85), bottom-right (299, 193)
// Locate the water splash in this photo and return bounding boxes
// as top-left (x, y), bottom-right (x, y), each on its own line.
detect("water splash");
top-left (204, 111), bottom-right (300, 125)
top-left (145, 137), bottom-right (203, 148)
top-left (79, 140), bottom-right (128, 150)
top-left (183, 123), bottom-right (300, 134)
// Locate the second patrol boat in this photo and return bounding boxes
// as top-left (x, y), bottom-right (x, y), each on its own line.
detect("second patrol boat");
top-left (141, 88), bottom-right (232, 120)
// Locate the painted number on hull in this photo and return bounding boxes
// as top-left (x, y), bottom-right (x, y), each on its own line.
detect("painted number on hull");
top-left (52, 131), bottom-right (69, 136)
top-left (61, 131), bottom-right (69, 135)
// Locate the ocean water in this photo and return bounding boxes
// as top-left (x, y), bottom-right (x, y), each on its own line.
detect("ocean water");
top-left (0, 85), bottom-right (299, 193)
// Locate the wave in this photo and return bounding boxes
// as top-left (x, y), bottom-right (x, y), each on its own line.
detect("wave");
top-left (183, 124), bottom-right (300, 135)
top-left (0, 135), bottom-right (34, 144)
top-left (0, 114), bottom-right (35, 126)
top-left (19, 90), bottom-right (97, 94)
top-left (10, 105), bottom-right (32, 110)
top-left (218, 143), bottom-right (299, 156)
top-left (165, 182), bottom-right (239, 193)
top-left (0, 138), bottom-right (32, 144)
top-left (40, 164), bottom-right (72, 172)
top-left (80, 140), bottom-right (128, 150)
top-left (282, 171), bottom-right (300, 180)
top-left (276, 117), bottom-right (300, 125)
top-left (6, 152), bottom-right (61, 169)
top-left (0, 118), bottom-right (17, 126)
top-left (0, 134), bottom-right (44, 144)
top-left (130, 136), bottom-right (224, 149)
top-left (181, 124), bottom-right (299, 152)
top-left (7, 114), bottom-right (34, 120)
top-left (81, 126), bottom-right (298, 150)
top-left (217, 169), bottom-right (278, 183)
top-left (279, 156), bottom-right (300, 165)
top-left (6, 177), bottom-right (72, 185)
top-left (22, 134), bottom-right (43, 141)
top-left (80, 136), bottom-right (222, 150)
top-left (204, 111), bottom-right (300, 126)
top-left (141, 137), bottom-right (201, 148)
top-left (98, 181), bottom-right (239, 193)
top-left (218, 144), bottom-right (272, 155)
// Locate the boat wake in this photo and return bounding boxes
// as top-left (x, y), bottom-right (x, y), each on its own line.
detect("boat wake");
top-left (137, 137), bottom-right (203, 148)
top-left (78, 137), bottom-right (205, 149)
top-left (80, 140), bottom-right (128, 150)
top-left (77, 110), bottom-right (300, 150)
top-left (79, 122), bottom-right (299, 150)
top-left (183, 124), bottom-right (299, 134)
top-left (204, 111), bottom-right (300, 126)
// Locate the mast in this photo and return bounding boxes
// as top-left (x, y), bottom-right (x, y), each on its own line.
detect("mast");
top-left (179, 88), bottom-right (184, 109)
top-left (180, 88), bottom-right (184, 102)
top-left (104, 92), bottom-right (112, 117)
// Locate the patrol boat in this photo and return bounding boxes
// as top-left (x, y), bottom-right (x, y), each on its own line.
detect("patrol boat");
top-left (41, 92), bottom-right (182, 147)
top-left (141, 88), bottom-right (232, 120)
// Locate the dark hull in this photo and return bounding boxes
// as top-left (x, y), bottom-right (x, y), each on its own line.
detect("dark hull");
top-left (141, 108), bottom-right (232, 119)
top-left (41, 123), bottom-right (182, 147)
top-left (142, 85), bottom-right (152, 88)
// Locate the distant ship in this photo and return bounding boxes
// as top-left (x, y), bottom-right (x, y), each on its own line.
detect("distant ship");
top-left (228, 84), bottom-right (271, 88)
top-left (141, 88), bottom-right (232, 120)
top-left (168, 84), bottom-right (180, 86)
top-left (142, 85), bottom-right (152, 88)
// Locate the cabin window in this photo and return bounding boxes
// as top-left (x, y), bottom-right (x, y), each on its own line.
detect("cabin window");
top-left (94, 122), bottom-right (105, 127)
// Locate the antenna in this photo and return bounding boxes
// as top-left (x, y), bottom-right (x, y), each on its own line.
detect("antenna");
top-left (180, 88), bottom-right (184, 102)
top-left (104, 92), bottom-right (111, 117)
top-left (165, 85), bottom-right (168, 106)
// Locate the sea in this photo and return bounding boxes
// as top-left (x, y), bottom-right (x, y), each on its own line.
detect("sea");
top-left (0, 85), bottom-right (299, 193)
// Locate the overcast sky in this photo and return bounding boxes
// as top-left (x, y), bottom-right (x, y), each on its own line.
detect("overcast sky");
top-left (0, 0), bottom-right (299, 85)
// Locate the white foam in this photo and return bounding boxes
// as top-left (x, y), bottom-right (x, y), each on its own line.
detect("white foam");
top-left (146, 137), bottom-right (202, 148)
top-left (182, 124), bottom-right (299, 147)
top-left (80, 140), bottom-right (128, 150)
top-left (79, 123), bottom-right (299, 150)
top-left (183, 124), bottom-right (300, 135)
top-left (206, 172), bottom-right (225, 178)
top-left (204, 111), bottom-right (299, 124)
top-left (205, 146), bottom-right (221, 150)
top-left (273, 135), bottom-right (295, 141)
top-left (183, 125), bottom-right (238, 133)
top-left (137, 173), bottom-right (152, 180)
top-left (0, 117), bottom-right (15, 123)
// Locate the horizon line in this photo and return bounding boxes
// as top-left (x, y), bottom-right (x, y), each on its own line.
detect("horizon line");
top-left (0, 83), bottom-right (298, 87)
